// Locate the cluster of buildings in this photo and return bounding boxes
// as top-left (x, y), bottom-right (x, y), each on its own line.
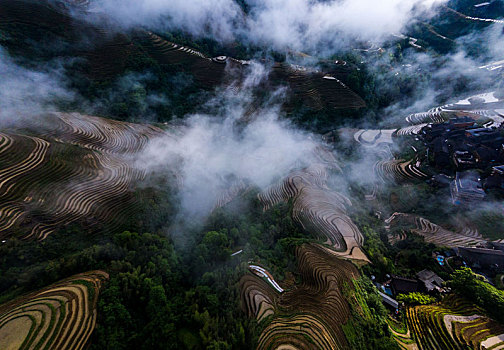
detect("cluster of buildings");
top-left (375, 269), bottom-right (447, 310)
top-left (456, 241), bottom-right (504, 270)
top-left (377, 242), bottom-right (504, 310)
top-left (420, 117), bottom-right (504, 204)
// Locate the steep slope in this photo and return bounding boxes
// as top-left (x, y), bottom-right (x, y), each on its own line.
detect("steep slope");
top-left (385, 212), bottom-right (486, 248)
top-left (0, 271), bottom-right (109, 350)
top-left (0, 112), bottom-right (164, 240)
top-left (241, 244), bottom-right (359, 350)
top-left (404, 295), bottom-right (504, 350)
top-left (0, 0), bottom-right (366, 112)
top-left (258, 148), bottom-right (369, 263)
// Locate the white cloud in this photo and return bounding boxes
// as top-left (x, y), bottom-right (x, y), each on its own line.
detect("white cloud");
top-left (88, 0), bottom-right (447, 53)
top-left (136, 62), bottom-right (318, 217)
top-left (90, 0), bottom-right (243, 41)
top-left (245, 0), bottom-right (446, 51)
top-left (0, 46), bottom-right (74, 125)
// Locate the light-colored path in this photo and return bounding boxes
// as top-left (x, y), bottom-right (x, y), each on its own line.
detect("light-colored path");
top-left (481, 334), bottom-right (504, 349)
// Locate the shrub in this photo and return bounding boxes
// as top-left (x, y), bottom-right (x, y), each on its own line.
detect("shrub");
top-left (397, 292), bottom-right (436, 305)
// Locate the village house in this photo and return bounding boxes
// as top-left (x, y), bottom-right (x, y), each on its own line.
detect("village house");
top-left (450, 171), bottom-right (486, 205)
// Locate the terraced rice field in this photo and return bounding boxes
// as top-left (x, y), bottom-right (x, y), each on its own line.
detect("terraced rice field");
top-left (0, 270), bottom-right (109, 350)
top-left (388, 317), bottom-right (418, 350)
top-left (137, 32), bottom-right (366, 110)
top-left (240, 272), bottom-right (280, 323)
top-left (0, 0), bottom-right (134, 80)
top-left (353, 129), bottom-right (395, 147)
top-left (385, 213), bottom-right (486, 248)
top-left (462, 110), bottom-right (504, 128)
top-left (1, 0), bottom-right (367, 110)
top-left (374, 159), bottom-right (429, 183)
top-left (213, 179), bottom-right (251, 210)
top-left (136, 31), bottom-right (246, 88)
top-left (270, 63), bottom-right (366, 110)
top-left (405, 93), bottom-right (504, 126)
top-left (445, 6), bottom-right (504, 24)
top-left (405, 295), bottom-right (504, 350)
top-left (241, 244), bottom-right (359, 349)
top-left (406, 108), bottom-right (449, 125)
top-left (395, 124), bottom-right (429, 136)
top-left (258, 148), bottom-right (368, 263)
top-left (0, 112), bottom-right (164, 241)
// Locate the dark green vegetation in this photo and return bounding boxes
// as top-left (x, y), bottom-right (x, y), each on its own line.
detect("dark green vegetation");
top-left (342, 277), bottom-right (399, 350)
top-left (396, 292), bottom-right (436, 306)
top-left (356, 214), bottom-right (451, 280)
top-left (450, 267), bottom-right (504, 324)
top-left (0, 191), bottom-right (309, 349)
top-left (1, 0), bottom-right (504, 348)
top-left (407, 0), bottom-right (504, 54)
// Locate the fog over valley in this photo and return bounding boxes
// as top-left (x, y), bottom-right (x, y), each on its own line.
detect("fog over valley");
top-left (0, 1), bottom-right (504, 349)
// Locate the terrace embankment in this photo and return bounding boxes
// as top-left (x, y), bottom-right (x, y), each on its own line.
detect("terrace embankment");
top-left (385, 212), bottom-right (486, 248)
top-left (0, 270), bottom-right (109, 350)
top-left (406, 92), bottom-right (504, 126)
top-left (374, 159), bottom-right (429, 183)
top-left (258, 147), bottom-right (369, 263)
top-left (405, 295), bottom-right (504, 350)
top-left (241, 244), bottom-right (359, 350)
top-left (0, 112), bottom-right (164, 241)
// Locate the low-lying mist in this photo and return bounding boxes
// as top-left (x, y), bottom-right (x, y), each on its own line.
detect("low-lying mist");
top-left (136, 62), bottom-right (320, 221)
top-left (86, 0), bottom-right (447, 54)
top-left (359, 21), bottom-right (504, 129)
top-left (0, 46), bottom-right (75, 126)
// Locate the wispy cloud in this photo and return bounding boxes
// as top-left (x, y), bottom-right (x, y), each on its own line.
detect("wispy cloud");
top-left (0, 46), bottom-right (75, 125)
top-left (136, 62), bottom-right (319, 218)
top-left (87, 0), bottom-right (447, 54)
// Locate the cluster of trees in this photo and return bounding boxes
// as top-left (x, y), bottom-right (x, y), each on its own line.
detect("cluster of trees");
top-left (355, 214), bottom-right (448, 281)
top-left (342, 277), bottom-right (399, 350)
top-left (68, 46), bottom-right (211, 123)
top-left (449, 267), bottom-right (504, 324)
top-left (0, 192), bottom-right (309, 349)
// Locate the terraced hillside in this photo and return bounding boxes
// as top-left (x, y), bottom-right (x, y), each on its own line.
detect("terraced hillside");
top-left (385, 212), bottom-right (486, 248)
top-left (405, 92), bottom-right (504, 126)
top-left (270, 63), bottom-right (366, 110)
top-left (0, 112), bottom-right (164, 241)
top-left (136, 32), bottom-right (366, 110)
top-left (258, 148), bottom-right (368, 263)
top-left (374, 159), bottom-right (429, 183)
top-left (352, 129), bottom-right (395, 147)
top-left (0, 270), bottom-right (109, 350)
top-left (135, 31), bottom-right (249, 89)
top-left (241, 244), bottom-right (359, 350)
top-left (0, 0), bottom-right (367, 112)
top-left (0, 0), bottom-right (135, 80)
top-left (404, 295), bottom-right (504, 350)
top-left (241, 269), bottom-right (277, 322)
top-left (350, 122), bottom-right (427, 149)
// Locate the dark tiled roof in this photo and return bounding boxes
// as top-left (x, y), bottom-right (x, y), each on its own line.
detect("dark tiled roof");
top-left (390, 275), bottom-right (420, 294)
